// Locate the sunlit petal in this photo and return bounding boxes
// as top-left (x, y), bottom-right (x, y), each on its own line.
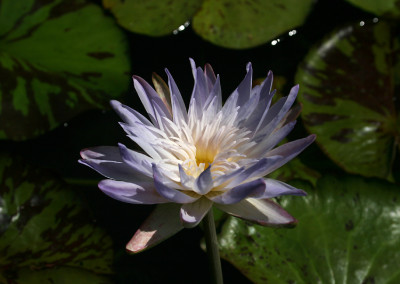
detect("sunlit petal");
top-left (180, 198), bottom-right (213, 228)
top-left (216, 198), bottom-right (297, 228)
top-left (126, 204), bottom-right (183, 253)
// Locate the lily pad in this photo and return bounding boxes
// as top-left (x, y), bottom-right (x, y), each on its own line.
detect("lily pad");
top-left (296, 21), bottom-right (400, 179)
top-left (0, 154), bottom-right (113, 276)
top-left (0, 0), bottom-right (130, 140)
top-left (345, 0), bottom-right (400, 18)
top-left (192, 0), bottom-right (314, 49)
top-left (102, 0), bottom-right (202, 36)
top-left (218, 175), bottom-right (400, 284)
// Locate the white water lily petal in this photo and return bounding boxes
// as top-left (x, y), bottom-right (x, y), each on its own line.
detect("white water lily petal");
top-left (153, 164), bottom-right (199, 203)
top-left (189, 59), bottom-right (208, 110)
top-left (247, 121), bottom-right (297, 158)
top-left (234, 62), bottom-right (253, 107)
top-left (241, 90), bottom-right (274, 132)
top-left (79, 146), bottom-right (138, 182)
top-left (236, 91), bottom-right (260, 124)
top-left (165, 69), bottom-right (188, 126)
top-left (194, 166), bottom-right (213, 195)
top-left (80, 59), bottom-right (315, 251)
top-left (180, 198), bottom-right (213, 228)
top-left (178, 164), bottom-right (195, 190)
top-left (215, 198), bottom-right (297, 228)
top-left (264, 134), bottom-right (316, 174)
top-left (210, 179), bottom-right (266, 205)
top-left (204, 63), bottom-right (217, 92)
top-left (253, 85), bottom-right (298, 140)
top-left (133, 76), bottom-right (172, 126)
top-left (226, 156), bottom-right (282, 188)
top-left (254, 178), bottom-right (307, 199)
top-left (118, 143), bottom-right (153, 177)
top-left (212, 167), bottom-right (245, 189)
top-left (110, 100), bottom-right (153, 127)
top-left (98, 179), bottom-right (168, 204)
top-left (208, 75), bottom-right (222, 110)
top-left (127, 134), bottom-right (162, 161)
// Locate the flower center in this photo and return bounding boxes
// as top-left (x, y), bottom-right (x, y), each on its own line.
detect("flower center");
top-left (195, 149), bottom-right (214, 170)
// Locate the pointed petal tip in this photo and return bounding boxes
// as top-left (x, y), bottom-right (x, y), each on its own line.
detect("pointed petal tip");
top-left (109, 99), bottom-right (120, 107)
top-left (297, 189), bottom-right (308, 196)
top-left (291, 84), bottom-right (300, 92)
top-left (79, 149), bottom-right (88, 159)
top-left (126, 204), bottom-right (184, 253)
top-left (189, 58), bottom-right (196, 68)
top-left (164, 67), bottom-right (171, 76)
top-left (117, 142), bottom-right (129, 153)
top-left (246, 62), bottom-right (253, 72)
top-left (125, 231), bottom-right (149, 254)
top-left (272, 217), bottom-right (298, 228)
top-left (132, 75), bottom-right (146, 86)
top-left (125, 244), bottom-right (143, 254)
top-left (79, 148), bottom-right (105, 159)
top-left (307, 134), bottom-right (317, 144)
top-left (255, 214), bottom-right (298, 228)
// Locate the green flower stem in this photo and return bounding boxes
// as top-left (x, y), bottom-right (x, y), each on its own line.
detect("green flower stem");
top-left (203, 209), bottom-right (224, 284)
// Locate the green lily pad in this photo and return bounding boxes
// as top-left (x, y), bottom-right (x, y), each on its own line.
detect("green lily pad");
top-left (102, 0), bottom-right (202, 36)
top-left (0, 0), bottom-right (130, 140)
top-left (296, 21), bottom-right (400, 179)
top-left (0, 154), bottom-right (113, 275)
top-left (345, 0), bottom-right (400, 18)
top-left (192, 0), bottom-right (314, 49)
top-left (218, 175), bottom-right (400, 284)
top-left (3, 267), bottom-right (113, 284)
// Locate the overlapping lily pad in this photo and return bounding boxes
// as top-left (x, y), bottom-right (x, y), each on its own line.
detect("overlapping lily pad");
top-left (296, 21), bottom-right (399, 179)
top-left (102, 0), bottom-right (202, 36)
top-left (102, 0), bottom-right (314, 49)
top-left (218, 176), bottom-right (400, 283)
top-left (0, 153), bottom-right (113, 280)
top-left (0, 0), bottom-right (130, 140)
top-left (192, 0), bottom-right (314, 49)
top-left (345, 0), bottom-right (400, 18)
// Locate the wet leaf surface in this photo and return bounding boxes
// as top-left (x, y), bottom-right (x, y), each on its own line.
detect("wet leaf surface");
top-left (296, 21), bottom-right (400, 179)
top-left (103, 0), bottom-right (202, 36)
top-left (345, 0), bottom-right (400, 18)
top-left (0, 0), bottom-right (130, 140)
top-left (218, 175), bottom-right (400, 284)
top-left (0, 153), bottom-right (113, 278)
top-left (192, 0), bottom-right (314, 49)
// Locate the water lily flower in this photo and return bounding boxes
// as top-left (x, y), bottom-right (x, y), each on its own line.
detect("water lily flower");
top-left (79, 59), bottom-right (315, 253)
